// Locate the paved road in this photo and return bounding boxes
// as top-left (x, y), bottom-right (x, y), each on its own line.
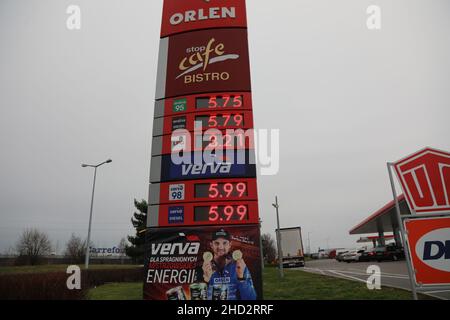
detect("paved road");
top-left (299, 259), bottom-right (450, 300)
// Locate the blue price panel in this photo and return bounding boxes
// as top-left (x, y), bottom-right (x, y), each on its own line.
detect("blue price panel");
top-left (150, 149), bottom-right (256, 183)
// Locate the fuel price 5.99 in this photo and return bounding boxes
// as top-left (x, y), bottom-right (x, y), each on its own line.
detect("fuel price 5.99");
top-left (195, 182), bottom-right (248, 199)
top-left (194, 205), bottom-right (249, 222)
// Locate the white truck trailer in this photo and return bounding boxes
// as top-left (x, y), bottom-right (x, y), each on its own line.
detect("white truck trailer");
top-left (278, 227), bottom-right (305, 267)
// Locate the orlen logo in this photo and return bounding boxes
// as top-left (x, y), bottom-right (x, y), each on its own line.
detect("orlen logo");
top-left (169, 5), bottom-right (236, 27)
top-left (394, 148), bottom-right (450, 213)
top-left (416, 227), bottom-right (450, 272)
top-left (177, 38), bottom-right (238, 83)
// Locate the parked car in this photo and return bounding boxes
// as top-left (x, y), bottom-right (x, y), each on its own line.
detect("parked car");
top-left (358, 248), bottom-right (377, 262)
top-left (318, 249), bottom-right (328, 259)
top-left (374, 244), bottom-right (404, 262)
top-left (328, 249), bottom-right (337, 259)
top-left (335, 251), bottom-right (349, 262)
top-left (343, 250), bottom-right (365, 263)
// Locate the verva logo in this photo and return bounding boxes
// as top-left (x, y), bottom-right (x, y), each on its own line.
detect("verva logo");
top-left (405, 217), bottom-right (450, 285)
top-left (181, 163), bottom-right (232, 176)
top-left (161, 0), bottom-right (247, 38)
top-left (394, 147), bottom-right (450, 214)
top-left (151, 242), bottom-right (200, 255)
top-left (416, 228), bottom-right (450, 272)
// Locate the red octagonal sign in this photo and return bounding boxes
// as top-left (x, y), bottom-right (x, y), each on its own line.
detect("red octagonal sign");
top-left (394, 147), bottom-right (450, 214)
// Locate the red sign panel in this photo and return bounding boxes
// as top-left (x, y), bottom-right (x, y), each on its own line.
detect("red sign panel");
top-left (404, 217), bottom-right (450, 286)
top-left (155, 91), bottom-right (252, 118)
top-left (162, 28), bottom-right (251, 98)
top-left (144, 225), bottom-right (262, 300)
top-left (151, 200), bottom-right (259, 227)
top-left (394, 147), bottom-right (450, 214)
top-left (149, 178), bottom-right (258, 205)
top-left (154, 110), bottom-right (254, 136)
top-left (161, 0), bottom-right (247, 38)
top-left (153, 129), bottom-right (254, 156)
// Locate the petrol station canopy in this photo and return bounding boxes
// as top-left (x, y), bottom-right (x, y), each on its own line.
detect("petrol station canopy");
top-left (349, 194), bottom-right (411, 235)
top-left (356, 235), bottom-right (394, 243)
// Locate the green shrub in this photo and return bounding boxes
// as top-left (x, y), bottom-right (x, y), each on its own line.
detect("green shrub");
top-left (0, 267), bottom-right (144, 300)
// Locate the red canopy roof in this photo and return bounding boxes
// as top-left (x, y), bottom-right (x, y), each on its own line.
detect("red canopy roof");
top-left (349, 194), bottom-right (408, 235)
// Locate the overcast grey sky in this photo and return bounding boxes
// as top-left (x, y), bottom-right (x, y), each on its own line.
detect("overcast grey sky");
top-left (0, 0), bottom-right (449, 254)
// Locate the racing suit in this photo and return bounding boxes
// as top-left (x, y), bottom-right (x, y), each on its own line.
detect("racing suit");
top-left (207, 261), bottom-right (257, 300)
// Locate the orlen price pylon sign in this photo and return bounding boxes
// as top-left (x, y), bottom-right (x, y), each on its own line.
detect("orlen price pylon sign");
top-left (144, 0), bottom-right (262, 301)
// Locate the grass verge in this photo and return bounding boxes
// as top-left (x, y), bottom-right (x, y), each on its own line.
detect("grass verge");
top-left (87, 267), bottom-right (430, 300)
top-left (87, 282), bottom-right (143, 300)
top-left (263, 268), bottom-right (426, 300)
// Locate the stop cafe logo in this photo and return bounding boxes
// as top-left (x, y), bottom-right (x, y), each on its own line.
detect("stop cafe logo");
top-left (158, 28), bottom-right (251, 99)
top-left (405, 216), bottom-right (450, 286)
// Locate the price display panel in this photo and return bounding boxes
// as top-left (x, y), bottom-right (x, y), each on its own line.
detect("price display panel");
top-left (152, 129), bottom-right (255, 156)
top-left (153, 111), bottom-right (254, 136)
top-left (155, 92), bottom-right (252, 118)
top-left (149, 201), bottom-right (259, 227)
top-left (149, 178), bottom-right (258, 205)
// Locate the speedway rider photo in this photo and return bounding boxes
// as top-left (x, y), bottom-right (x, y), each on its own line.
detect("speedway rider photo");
top-left (201, 228), bottom-right (257, 300)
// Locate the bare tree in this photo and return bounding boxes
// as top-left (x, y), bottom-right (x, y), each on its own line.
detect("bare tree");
top-left (118, 237), bottom-right (128, 264)
top-left (2, 246), bottom-right (17, 257)
top-left (261, 233), bottom-right (277, 264)
top-left (118, 238), bottom-right (128, 255)
top-left (16, 228), bottom-right (52, 265)
top-left (64, 233), bottom-right (86, 263)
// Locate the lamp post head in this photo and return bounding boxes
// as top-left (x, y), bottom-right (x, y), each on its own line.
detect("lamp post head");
top-left (106, 159), bottom-right (112, 164)
top-left (81, 164), bottom-right (88, 168)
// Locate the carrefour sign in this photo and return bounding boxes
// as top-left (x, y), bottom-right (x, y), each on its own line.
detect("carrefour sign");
top-left (161, 0), bottom-right (247, 38)
top-left (405, 216), bottom-right (450, 286)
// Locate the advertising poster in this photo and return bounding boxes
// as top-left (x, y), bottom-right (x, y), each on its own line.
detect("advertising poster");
top-left (143, 225), bottom-right (263, 300)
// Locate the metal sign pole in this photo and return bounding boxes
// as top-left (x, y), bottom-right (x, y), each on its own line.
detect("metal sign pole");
top-left (274, 196), bottom-right (284, 278)
top-left (259, 218), bottom-right (264, 270)
top-left (387, 162), bottom-right (418, 300)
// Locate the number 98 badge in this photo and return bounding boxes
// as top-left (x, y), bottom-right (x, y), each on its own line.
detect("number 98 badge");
top-left (169, 184), bottom-right (185, 201)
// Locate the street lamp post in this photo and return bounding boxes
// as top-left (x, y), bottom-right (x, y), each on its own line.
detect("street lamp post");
top-left (272, 196), bottom-right (283, 278)
top-left (259, 218), bottom-right (264, 270)
top-left (307, 232), bottom-right (312, 255)
top-left (82, 159), bottom-right (112, 269)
